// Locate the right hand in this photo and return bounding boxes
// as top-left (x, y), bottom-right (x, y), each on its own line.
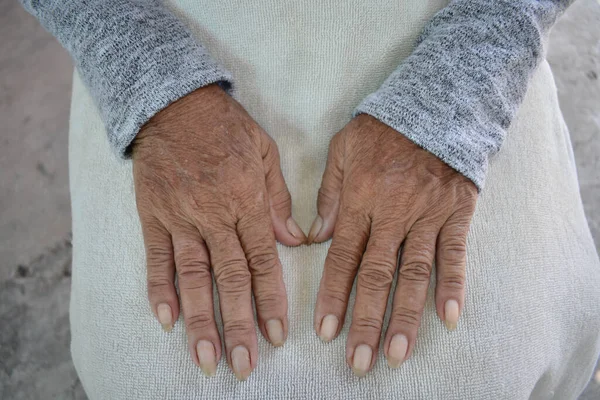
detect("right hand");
top-left (131, 84), bottom-right (305, 380)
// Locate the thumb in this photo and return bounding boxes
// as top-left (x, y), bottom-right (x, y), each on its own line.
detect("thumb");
top-left (309, 132), bottom-right (344, 244)
top-left (261, 131), bottom-right (306, 246)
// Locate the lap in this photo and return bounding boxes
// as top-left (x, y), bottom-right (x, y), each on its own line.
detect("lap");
top-left (68, 61), bottom-right (600, 399)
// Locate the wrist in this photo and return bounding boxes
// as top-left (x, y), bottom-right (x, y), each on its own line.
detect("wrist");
top-left (131, 83), bottom-right (226, 156)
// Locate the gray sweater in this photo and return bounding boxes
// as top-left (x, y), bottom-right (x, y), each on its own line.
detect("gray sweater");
top-left (20, 0), bottom-right (572, 190)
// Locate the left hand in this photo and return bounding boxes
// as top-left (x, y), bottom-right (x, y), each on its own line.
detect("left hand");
top-left (310, 114), bottom-right (478, 376)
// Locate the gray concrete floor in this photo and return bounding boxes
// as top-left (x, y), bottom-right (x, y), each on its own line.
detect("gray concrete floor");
top-left (0, 1), bottom-right (599, 399)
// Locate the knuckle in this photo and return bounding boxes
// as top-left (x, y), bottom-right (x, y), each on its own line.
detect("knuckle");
top-left (177, 267), bottom-right (212, 290)
top-left (185, 312), bottom-right (214, 332)
top-left (147, 274), bottom-right (171, 287)
top-left (327, 243), bottom-right (363, 269)
top-left (174, 245), bottom-right (212, 288)
top-left (403, 242), bottom-right (435, 264)
top-left (438, 271), bottom-right (466, 291)
top-left (392, 306), bottom-right (421, 328)
top-left (317, 185), bottom-right (339, 209)
top-left (245, 247), bottom-right (279, 275)
top-left (254, 289), bottom-right (286, 312)
top-left (362, 247), bottom-right (397, 269)
top-left (147, 277), bottom-right (173, 297)
top-left (176, 253), bottom-right (209, 272)
top-left (175, 251), bottom-right (208, 270)
top-left (357, 265), bottom-right (394, 291)
top-left (269, 187), bottom-right (292, 212)
top-left (439, 237), bottom-right (467, 263)
top-left (353, 316), bottom-right (383, 332)
top-left (214, 262), bottom-right (251, 292)
top-left (399, 261), bottom-right (432, 282)
top-left (223, 319), bottom-right (255, 337)
top-left (146, 244), bottom-right (172, 266)
top-left (440, 236), bottom-right (466, 252)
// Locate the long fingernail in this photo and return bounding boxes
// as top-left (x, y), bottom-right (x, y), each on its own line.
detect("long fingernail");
top-left (387, 334), bottom-right (408, 368)
top-left (444, 300), bottom-right (460, 331)
top-left (319, 315), bottom-right (338, 342)
top-left (307, 216), bottom-right (323, 244)
top-left (231, 346), bottom-right (252, 381)
top-left (266, 319), bottom-right (285, 347)
top-left (352, 344), bottom-right (372, 377)
top-left (196, 340), bottom-right (217, 377)
top-left (286, 217), bottom-right (307, 242)
top-left (157, 303), bottom-right (173, 332)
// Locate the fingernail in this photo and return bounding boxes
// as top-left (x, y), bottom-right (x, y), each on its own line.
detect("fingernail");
top-left (157, 303), bottom-right (173, 332)
top-left (387, 334), bottom-right (408, 368)
top-left (444, 299), bottom-right (460, 331)
top-left (307, 216), bottom-right (323, 244)
top-left (196, 340), bottom-right (217, 377)
top-left (352, 344), bottom-right (372, 377)
top-left (231, 346), bottom-right (252, 381)
top-left (286, 217), bottom-right (307, 242)
top-left (266, 319), bottom-right (285, 347)
top-left (319, 315), bottom-right (338, 342)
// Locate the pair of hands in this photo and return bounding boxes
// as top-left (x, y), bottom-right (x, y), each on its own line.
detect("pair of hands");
top-left (132, 84), bottom-right (477, 380)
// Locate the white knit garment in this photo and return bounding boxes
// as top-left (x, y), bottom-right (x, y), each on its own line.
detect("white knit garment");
top-left (68, 1), bottom-right (600, 398)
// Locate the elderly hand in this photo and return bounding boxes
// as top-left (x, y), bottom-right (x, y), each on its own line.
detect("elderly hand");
top-left (132, 84), bottom-right (305, 380)
top-left (311, 114), bottom-right (477, 376)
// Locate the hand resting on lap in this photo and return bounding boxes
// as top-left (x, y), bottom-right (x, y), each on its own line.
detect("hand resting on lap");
top-left (311, 114), bottom-right (478, 377)
top-left (132, 84), bottom-right (305, 380)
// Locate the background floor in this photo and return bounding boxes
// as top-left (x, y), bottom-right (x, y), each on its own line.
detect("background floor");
top-left (0, 1), bottom-right (598, 398)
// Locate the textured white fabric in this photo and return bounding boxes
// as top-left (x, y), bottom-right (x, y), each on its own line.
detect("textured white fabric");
top-left (68, 1), bottom-right (600, 398)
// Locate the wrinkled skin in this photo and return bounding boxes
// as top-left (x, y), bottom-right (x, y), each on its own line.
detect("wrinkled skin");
top-left (131, 84), bottom-right (305, 380)
top-left (311, 114), bottom-right (478, 376)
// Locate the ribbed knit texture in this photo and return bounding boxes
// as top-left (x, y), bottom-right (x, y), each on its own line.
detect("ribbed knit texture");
top-left (21, 0), bottom-right (571, 188)
top-left (354, 0), bottom-right (573, 189)
top-left (64, 1), bottom-right (600, 398)
top-left (19, 0), bottom-right (232, 156)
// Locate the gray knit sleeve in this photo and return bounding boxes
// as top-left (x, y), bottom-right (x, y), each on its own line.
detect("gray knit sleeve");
top-left (19, 0), bottom-right (233, 157)
top-left (353, 0), bottom-right (572, 190)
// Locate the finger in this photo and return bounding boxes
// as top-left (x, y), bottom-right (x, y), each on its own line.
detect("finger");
top-left (309, 132), bottom-right (344, 244)
top-left (435, 206), bottom-right (474, 331)
top-left (140, 214), bottom-right (179, 332)
top-left (314, 204), bottom-right (370, 342)
top-left (202, 223), bottom-right (257, 381)
top-left (346, 220), bottom-right (403, 377)
top-left (260, 131), bottom-right (305, 246)
top-left (384, 221), bottom-right (439, 369)
top-left (171, 225), bottom-right (220, 377)
top-left (237, 201), bottom-right (288, 349)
